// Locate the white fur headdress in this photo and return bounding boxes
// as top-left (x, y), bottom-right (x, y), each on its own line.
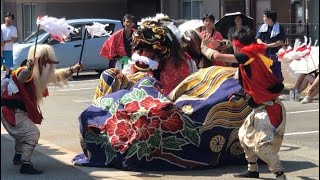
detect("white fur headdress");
top-left (122, 53), bottom-right (159, 75)
top-left (138, 13), bottom-right (183, 42)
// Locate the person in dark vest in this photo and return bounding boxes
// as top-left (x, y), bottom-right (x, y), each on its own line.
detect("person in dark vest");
top-left (256, 9), bottom-right (286, 82)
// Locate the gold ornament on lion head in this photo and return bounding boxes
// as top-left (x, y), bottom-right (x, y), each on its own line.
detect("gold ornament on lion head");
top-left (132, 16), bottom-right (176, 60)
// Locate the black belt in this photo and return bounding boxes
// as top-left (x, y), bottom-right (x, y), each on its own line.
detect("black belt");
top-left (1, 99), bottom-right (27, 112)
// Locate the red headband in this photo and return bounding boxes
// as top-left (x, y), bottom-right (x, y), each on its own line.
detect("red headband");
top-left (232, 39), bottom-right (245, 49)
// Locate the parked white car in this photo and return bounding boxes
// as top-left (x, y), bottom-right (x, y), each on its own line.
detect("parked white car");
top-left (13, 18), bottom-right (123, 72)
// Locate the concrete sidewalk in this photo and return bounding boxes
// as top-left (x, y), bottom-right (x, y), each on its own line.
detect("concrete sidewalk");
top-left (2, 132), bottom-right (319, 180)
top-left (1, 130), bottom-right (143, 180)
top-left (1, 134), bottom-right (94, 180)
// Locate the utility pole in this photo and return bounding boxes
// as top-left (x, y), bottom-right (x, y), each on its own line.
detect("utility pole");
top-left (245, 0), bottom-right (250, 16)
top-left (160, 0), bottom-right (163, 13)
top-left (1, 0), bottom-right (4, 24)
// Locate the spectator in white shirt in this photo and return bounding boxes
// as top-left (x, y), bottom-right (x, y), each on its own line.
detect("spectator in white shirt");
top-left (1, 13), bottom-right (18, 76)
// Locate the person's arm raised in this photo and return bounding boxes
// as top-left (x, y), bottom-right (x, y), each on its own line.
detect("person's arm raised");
top-left (200, 34), bottom-right (237, 63)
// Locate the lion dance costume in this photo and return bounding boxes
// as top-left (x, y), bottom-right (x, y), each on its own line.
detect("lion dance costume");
top-left (232, 39), bottom-right (287, 179)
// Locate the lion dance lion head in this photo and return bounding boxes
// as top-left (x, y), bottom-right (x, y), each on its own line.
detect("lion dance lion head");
top-left (132, 15), bottom-right (181, 63)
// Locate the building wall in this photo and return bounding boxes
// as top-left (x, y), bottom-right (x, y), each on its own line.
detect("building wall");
top-left (271, 0), bottom-right (291, 23)
top-left (162, 0), bottom-right (220, 21)
top-left (127, 0), bottom-right (160, 21)
top-left (45, 2), bottom-right (127, 20)
top-left (3, 0), bottom-right (317, 42)
top-left (309, 0), bottom-right (319, 40)
top-left (309, 0), bottom-right (318, 24)
top-left (3, 0), bottom-right (128, 41)
top-left (2, 2), bottom-right (17, 24)
top-left (162, 0), bottom-right (180, 20)
top-left (203, 0), bottom-right (220, 20)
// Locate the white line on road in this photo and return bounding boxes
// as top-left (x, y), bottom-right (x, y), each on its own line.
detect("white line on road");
top-left (284, 131), bottom-right (319, 136)
top-left (48, 84), bottom-right (75, 88)
top-left (69, 79), bottom-right (98, 83)
top-left (72, 99), bottom-right (93, 103)
top-left (57, 87), bottom-right (96, 92)
top-left (286, 109), bottom-right (319, 114)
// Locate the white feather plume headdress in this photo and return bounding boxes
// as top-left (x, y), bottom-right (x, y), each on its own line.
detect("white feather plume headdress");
top-left (85, 22), bottom-right (112, 38)
top-left (37, 15), bottom-right (79, 43)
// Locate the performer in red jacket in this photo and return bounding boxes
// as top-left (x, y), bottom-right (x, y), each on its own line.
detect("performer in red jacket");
top-left (100, 14), bottom-right (136, 69)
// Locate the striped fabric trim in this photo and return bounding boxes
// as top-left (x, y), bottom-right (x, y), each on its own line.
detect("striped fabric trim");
top-left (200, 97), bottom-right (252, 134)
top-left (93, 69), bottom-right (149, 101)
top-left (169, 66), bottom-right (237, 102)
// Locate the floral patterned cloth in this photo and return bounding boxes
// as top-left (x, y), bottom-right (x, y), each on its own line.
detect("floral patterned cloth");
top-left (72, 66), bottom-right (252, 171)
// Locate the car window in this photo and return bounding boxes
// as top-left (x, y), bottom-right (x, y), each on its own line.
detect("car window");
top-left (22, 29), bottom-right (47, 43)
top-left (86, 22), bottom-right (116, 39)
top-left (43, 37), bottom-right (60, 45)
top-left (67, 24), bottom-right (83, 41)
top-left (43, 24), bottom-right (83, 44)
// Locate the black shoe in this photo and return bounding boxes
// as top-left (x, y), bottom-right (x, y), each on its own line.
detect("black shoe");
top-left (13, 154), bottom-right (22, 165)
top-left (20, 163), bottom-right (43, 174)
top-left (275, 171), bottom-right (287, 180)
top-left (233, 170), bottom-right (259, 178)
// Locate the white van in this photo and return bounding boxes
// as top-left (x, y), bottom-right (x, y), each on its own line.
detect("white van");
top-left (13, 18), bottom-right (123, 72)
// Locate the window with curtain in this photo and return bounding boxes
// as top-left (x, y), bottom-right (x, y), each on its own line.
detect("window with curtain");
top-left (23, 3), bottom-right (36, 39)
top-left (182, 0), bottom-right (204, 20)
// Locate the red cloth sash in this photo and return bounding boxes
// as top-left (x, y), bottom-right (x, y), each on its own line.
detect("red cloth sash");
top-left (239, 44), bottom-right (283, 127)
top-left (239, 44), bottom-right (280, 104)
top-left (2, 68), bottom-right (44, 126)
top-left (265, 103), bottom-right (282, 128)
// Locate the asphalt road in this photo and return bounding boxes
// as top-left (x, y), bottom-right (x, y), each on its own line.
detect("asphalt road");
top-left (1, 72), bottom-right (319, 180)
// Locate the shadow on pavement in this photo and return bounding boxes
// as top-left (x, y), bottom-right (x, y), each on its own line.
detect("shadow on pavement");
top-left (298, 176), bottom-right (318, 180)
top-left (1, 135), bottom-right (93, 180)
top-left (132, 164), bottom-right (270, 179)
top-left (280, 144), bottom-right (301, 152)
top-left (283, 160), bottom-right (318, 173)
top-left (132, 159), bottom-right (318, 179)
top-left (1, 134), bottom-right (67, 156)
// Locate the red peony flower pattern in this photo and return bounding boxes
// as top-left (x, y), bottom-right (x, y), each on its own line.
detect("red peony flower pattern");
top-left (103, 95), bottom-right (184, 153)
top-left (159, 112), bottom-right (184, 133)
top-left (140, 96), bottom-right (163, 110)
top-left (140, 96), bottom-right (184, 133)
top-left (124, 101), bottom-right (140, 113)
top-left (133, 115), bottom-right (160, 141)
top-left (102, 110), bottom-right (137, 153)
